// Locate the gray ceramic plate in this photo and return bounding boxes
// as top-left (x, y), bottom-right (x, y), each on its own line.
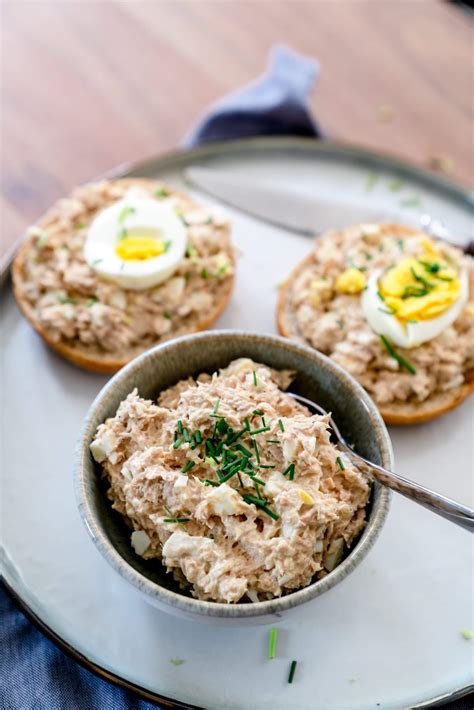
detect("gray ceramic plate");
top-left (1, 138), bottom-right (473, 709)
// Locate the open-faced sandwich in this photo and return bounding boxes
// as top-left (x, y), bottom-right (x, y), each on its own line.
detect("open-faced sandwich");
top-left (277, 224), bottom-right (473, 424)
top-left (12, 179), bottom-right (235, 372)
top-left (90, 359), bottom-right (370, 603)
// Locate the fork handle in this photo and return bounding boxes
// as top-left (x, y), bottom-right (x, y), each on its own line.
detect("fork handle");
top-left (344, 447), bottom-right (474, 532)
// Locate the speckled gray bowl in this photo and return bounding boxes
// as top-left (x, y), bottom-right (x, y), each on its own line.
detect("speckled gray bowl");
top-left (75, 331), bottom-right (392, 624)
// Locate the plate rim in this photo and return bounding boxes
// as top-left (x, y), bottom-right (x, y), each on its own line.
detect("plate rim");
top-left (2, 136), bottom-right (473, 709)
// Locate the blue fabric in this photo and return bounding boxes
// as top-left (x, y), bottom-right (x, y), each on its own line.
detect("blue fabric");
top-left (184, 44), bottom-right (322, 146)
top-left (2, 43), bottom-right (470, 710)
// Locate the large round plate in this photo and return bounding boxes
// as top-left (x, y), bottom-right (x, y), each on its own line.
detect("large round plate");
top-left (1, 138), bottom-right (473, 709)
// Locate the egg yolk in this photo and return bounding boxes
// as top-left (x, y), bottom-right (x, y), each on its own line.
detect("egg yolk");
top-left (115, 235), bottom-right (166, 261)
top-left (379, 252), bottom-right (460, 322)
top-left (335, 268), bottom-right (366, 294)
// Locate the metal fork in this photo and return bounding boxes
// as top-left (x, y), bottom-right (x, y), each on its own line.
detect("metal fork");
top-left (289, 393), bottom-right (474, 532)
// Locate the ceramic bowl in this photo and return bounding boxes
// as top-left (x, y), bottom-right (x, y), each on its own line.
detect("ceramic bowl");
top-left (75, 331), bottom-right (392, 624)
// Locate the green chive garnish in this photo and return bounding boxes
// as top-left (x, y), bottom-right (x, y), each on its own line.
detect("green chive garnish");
top-left (118, 205), bottom-right (135, 223)
top-left (177, 420), bottom-right (183, 434)
top-left (213, 399), bottom-right (220, 415)
top-left (266, 439), bottom-right (280, 444)
top-left (182, 461), bottom-right (195, 473)
top-left (252, 370), bottom-right (258, 387)
top-left (283, 463), bottom-right (295, 479)
top-left (204, 479), bottom-right (220, 487)
top-left (379, 335), bottom-right (416, 374)
top-left (154, 186), bottom-right (169, 197)
top-left (57, 295), bottom-right (77, 305)
top-left (410, 267), bottom-right (434, 290)
top-left (249, 426), bottom-right (271, 436)
top-left (242, 494), bottom-right (279, 520)
top-left (336, 456), bottom-right (345, 470)
top-left (288, 660), bottom-right (297, 684)
top-left (194, 430), bottom-right (202, 444)
top-left (252, 409), bottom-right (264, 415)
top-left (436, 274), bottom-right (453, 282)
top-left (235, 443), bottom-right (253, 458)
top-left (268, 627), bottom-right (278, 659)
top-left (249, 475), bottom-right (266, 486)
top-left (418, 260), bottom-right (440, 274)
top-left (163, 517), bottom-right (190, 523)
top-left (201, 268), bottom-right (209, 279)
top-left (278, 419), bottom-right (285, 432)
top-left (163, 311), bottom-right (171, 320)
top-left (173, 438), bottom-right (182, 449)
top-left (258, 464), bottom-right (275, 470)
top-left (182, 428), bottom-right (191, 443)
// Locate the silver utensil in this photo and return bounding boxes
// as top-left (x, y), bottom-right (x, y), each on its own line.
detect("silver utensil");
top-left (185, 166), bottom-right (473, 253)
top-left (290, 393), bottom-right (474, 532)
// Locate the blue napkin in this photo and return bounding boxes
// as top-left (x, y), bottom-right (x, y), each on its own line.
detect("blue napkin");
top-left (184, 44), bottom-right (322, 146)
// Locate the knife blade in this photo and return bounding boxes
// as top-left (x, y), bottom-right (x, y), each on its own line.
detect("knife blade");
top-left (184, 166), bottom-right (415, 235)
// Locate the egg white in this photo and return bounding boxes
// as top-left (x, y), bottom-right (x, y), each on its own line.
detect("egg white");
top-left (361, 270), bottom-right (469, 348)
top-left (84, 194), bottom-right (187, 290)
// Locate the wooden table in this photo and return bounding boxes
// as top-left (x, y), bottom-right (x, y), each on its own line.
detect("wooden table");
top-left (1, 0), bottom-right (472, 260)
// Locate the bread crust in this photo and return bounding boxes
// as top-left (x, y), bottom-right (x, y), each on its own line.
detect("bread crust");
top-left (276, 224), bottom-right (473, 425)
top-left (12, 179), bottom-right (235, 373)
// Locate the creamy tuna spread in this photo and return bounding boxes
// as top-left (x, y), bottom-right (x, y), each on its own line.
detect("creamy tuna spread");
top-left (286, 225), bottom-right (473, 406)
top-left (90, 359), bottom-right (370, 603)
top-left (15, 180), bottom-right (234, 354)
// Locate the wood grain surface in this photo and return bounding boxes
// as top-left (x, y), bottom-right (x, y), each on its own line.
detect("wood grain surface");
top-left (1, 0), bottom-right (472, 259)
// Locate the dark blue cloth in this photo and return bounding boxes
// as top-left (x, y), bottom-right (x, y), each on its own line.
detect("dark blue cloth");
top-left (183, 44), bottom-right (322, 146)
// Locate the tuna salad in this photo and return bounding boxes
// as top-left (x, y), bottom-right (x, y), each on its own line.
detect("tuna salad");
top-left (90, 359), bottom-right (370, 603)
top-left (13, 179), bottom-right (234, 355)
top-left (284, 224), bottom-right (473, 407)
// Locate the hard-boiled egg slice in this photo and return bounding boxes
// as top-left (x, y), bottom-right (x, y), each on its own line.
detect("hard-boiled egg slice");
top-left (84, 194), bottom-right (187, 290)
top-left (362, 261), bottom-right (468, 348)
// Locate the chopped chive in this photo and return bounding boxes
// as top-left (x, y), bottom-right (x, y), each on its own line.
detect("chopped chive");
top-left (401, 285), bottom-right (428, 299)
top-left (418, 259), bottom-right (440, 274)
top-left (378, 308), bottom-right (396, 315)
top-left (377, 290), bottom-right (386, 302)
top-left (227, 427), bottom-right (247, 444)
top-left (182, 461), bottom-right (195, 473)
top-left (283, 463), bottom-right (295, 478)
top-left (379, 335), bottom-right (416, 374)
top-left (163, 310), bottom-right (171, 320)
top-left (235, 443), bottom-right (253, 458)
top-left (219, 466), bottom-right (240, 483)
top-left (244, 417), bottom-right (251, 431)
top-left (213, 399), bottom-right (221, 415)
top-left (278, 419), bottom-right (285, 432)
top-left (252, 370), bottom-right (258, 387)
top-left (400, 196), bottom-right (422, 208)
top-left (163, 517), bottom-right (190, 523)
top-left (410, 267), bottom-right (434, 290)
top-left (57, 295), bottom-right (77, 305)
top-left (217, 418), bottom-right (229, 435)
top-left (194, 430), bottom-right (202, 444)
top-left (118, 205), bottom-right (135, 223)
top-left (169, 658), bottom-right (185, 666)
top-left (201, 268), bottom-right (209, 279)
top-left (268, 627), bottom-right (278, 659)
top-left (261, 416), bottom-right (266, 427)
top-left (389, 178), bottom-right (404, 192)
top-left (266, 439), bottom-right (280, 444)
top-left (288, 660), bottom-right (297, 684)
top-left (365, 172), bottom-right (378, 191)
top-left (252, 439), bottom-right (260, 464)
top-left (436, 274), bottom-right (453, 282)
top-left (177, 420), bottom-right (183, 434)
top-left (154, 186), bottom-right (169, 197)
top-left (249, 475), bottom-right (266, 485)
top-left (336, 456), bottom-right (345, 470)
top-left (173, 438), bottom-right (182, 449)
top-left (249, 426), bottom-right (271, 436)
top-left (182, 428), bottom-right (191, 443)
top-left (259, 464), bottom-right (275, 470)
top-left (242, 494), bottom-right (279, 520)
top-left (237, 472), bottom-right (244, 488)
top-left (252, 409), bottom-right (264, 416)
top-left (204, 479), bottom-right (220, 487)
